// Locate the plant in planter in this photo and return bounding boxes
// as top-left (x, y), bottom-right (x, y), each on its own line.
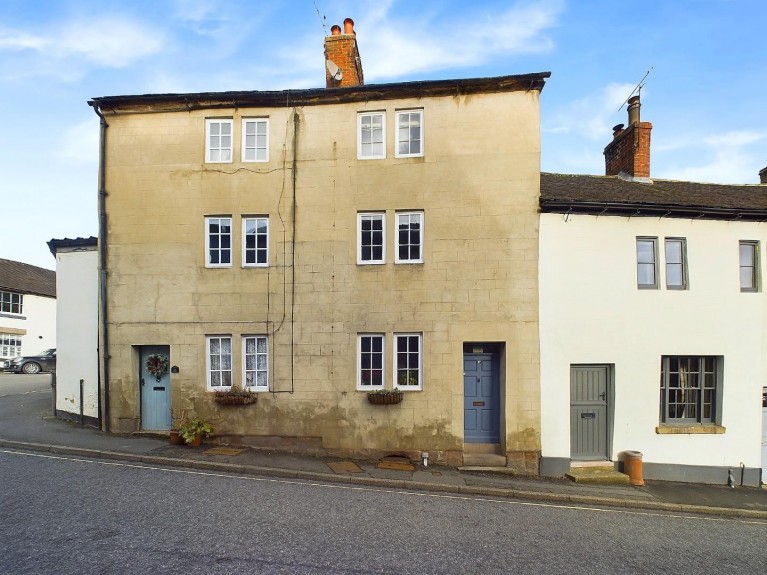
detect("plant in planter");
top-left (213, 383), bottom-right (259, 406)
top-left (367, 388), bottom-right (404, 405)
top-left (179, 418), bottom-right (213, 447)
top-left (169, 410), bottom-right (187, 445)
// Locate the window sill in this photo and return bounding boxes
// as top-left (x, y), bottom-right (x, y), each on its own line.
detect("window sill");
top-left (655, 425), bottom-right (726, 435)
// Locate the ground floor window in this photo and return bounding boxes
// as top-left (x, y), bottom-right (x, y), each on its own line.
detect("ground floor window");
top-left (207, 336), bottom-right (232, 389)
top-left (358, 334), bottom-right (384, 389)
top-left (243, 335), bottom-right (268, 390)
top-left (395, 333), bottom-right (422, 390)
top-left (0, 333), bottom-right (21, 358)
top-left (660, 356), bottom-right (721, 424)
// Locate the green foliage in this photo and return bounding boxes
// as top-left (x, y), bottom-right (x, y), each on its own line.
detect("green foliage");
top-left (179, 418), bottom-right (213, 443)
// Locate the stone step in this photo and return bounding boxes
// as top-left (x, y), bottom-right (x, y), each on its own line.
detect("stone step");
top-left (565, 465), bottom-right (630, 485)
top-left (463, 443), bottom-right (504, 455)
top-left (462, 453), bottom-right (507, 467)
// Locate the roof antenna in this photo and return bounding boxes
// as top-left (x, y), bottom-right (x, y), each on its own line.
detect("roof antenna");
top-left (313, 0), bottom-right (329, 35)
top-left (618, 66), bottom-right (653, 111)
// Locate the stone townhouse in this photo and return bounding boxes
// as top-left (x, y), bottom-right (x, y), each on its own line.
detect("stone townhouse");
top-left (539, 96), bottom-right (767, 485)
top-left (88, 19), bottom-right (550, 470)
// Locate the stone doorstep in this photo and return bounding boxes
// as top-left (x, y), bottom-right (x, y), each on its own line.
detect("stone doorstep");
top-left (462, 453), bottom-right (508, 467)
top-left (566, 465), bottom-right (631, 486)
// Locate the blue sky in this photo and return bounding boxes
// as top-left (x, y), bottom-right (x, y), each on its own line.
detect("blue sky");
top-left (2, 0), bottom-right (766, 270)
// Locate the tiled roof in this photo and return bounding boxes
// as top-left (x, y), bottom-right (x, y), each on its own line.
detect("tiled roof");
top-left (47, 236), bottom-right (98, 255)
top-left (0, 258), bottom-right (56, 298)
top-left (540, 172), bottom-right (767, 220)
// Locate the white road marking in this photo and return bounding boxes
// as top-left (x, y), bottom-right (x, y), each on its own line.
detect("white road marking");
top-left (2, 448), bottom-right (765, 526)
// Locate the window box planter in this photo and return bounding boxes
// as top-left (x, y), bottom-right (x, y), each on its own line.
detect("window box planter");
top-left (213, 391), bottom-right (259, 406)
top-left (367, 390), bottom-right (404, 405)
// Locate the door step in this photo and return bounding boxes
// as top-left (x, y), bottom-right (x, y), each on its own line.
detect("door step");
top-left (565, 464), bottom-right (630, 485)
top-left (462, 453), bottom-right (508, 467)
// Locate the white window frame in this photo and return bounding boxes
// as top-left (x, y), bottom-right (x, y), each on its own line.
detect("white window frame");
top-left (0, 333), bottom-right (22, 358)
top-left (664, 237), bottom-right (688, 290)
top-left (395, 211), bottom-right (424, 264)
top-left (636, 237), bottom-right (659, 289)
top-left (357, 212), bottom-right (386, 265)
top-left (205, 119), bottom-right (233, 163)
top-left (242, 118), bottom-right (269, 162)
top-left (357, 111), bottom-right (386, 160)
top-left (206, 335), bottom-right (233, 389)
top-left (0, 291), bottom-right (23, 315)
top-left (394, 333), bottom-right (422, 391)
top-left (243, 335), bottom-right (269, 391)
top-left (242, 217), bottom-right (269, 267)
top-left (395, 109), bottom-right (424, 158)
top-left (205, 216), bottom-right (233, 268)
top-left (739, 240), bottom-right (760, 292)
top-left (357, 334), bottom-right (385, 390)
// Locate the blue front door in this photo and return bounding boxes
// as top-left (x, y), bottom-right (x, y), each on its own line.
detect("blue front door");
top-left (464, 351), bottom-right (500, 443)
top-left (140, 345), bottom-right (171, 431)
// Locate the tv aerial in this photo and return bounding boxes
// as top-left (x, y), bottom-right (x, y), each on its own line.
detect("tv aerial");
top-left (618, 66), bottom-right (653, 111)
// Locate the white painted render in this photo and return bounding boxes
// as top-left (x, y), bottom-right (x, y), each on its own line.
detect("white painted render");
top-left (1, 293), bottom-right (56, 355)
top-left (539, 213), bottom-right (767, 470)
top-left (54, 248), bottom-right (99, 418)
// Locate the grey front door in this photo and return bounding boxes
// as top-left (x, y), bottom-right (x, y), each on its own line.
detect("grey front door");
top-left (570, 365), bottom-right (609, 460)
top-left (464, 351), bottom-right (500, 443)
top-left (140, 345), bottom-right (171, 431)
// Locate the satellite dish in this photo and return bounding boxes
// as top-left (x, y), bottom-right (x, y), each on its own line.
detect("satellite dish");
top-left (326, 59), bottom-right (343, 81)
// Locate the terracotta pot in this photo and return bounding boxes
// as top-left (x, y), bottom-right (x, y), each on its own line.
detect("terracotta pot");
top-left (186, 433), bottom-right (203, 447)
top-left (169, 430), bottom-right (184, 445)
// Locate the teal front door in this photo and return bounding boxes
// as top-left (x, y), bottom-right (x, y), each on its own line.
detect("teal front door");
top-left (464, 351), bottom-right (500, 443)
top-left (140, 345), bottom-right (171, 431)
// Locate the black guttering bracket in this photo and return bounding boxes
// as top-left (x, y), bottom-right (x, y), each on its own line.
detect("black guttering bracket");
top-left (540, 200), bottom-right (767, 222)
top-left (87, 72), bottom-right (552, 113)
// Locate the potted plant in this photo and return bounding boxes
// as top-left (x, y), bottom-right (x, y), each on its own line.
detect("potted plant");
top-left (367, 388), bottom-right (404, 405)
top-left (179, 418), bottom-right (213, 447)
top-left (213, 383), bottom-right (259, 406)
top-left (169, 410), bottom-right (187, 445)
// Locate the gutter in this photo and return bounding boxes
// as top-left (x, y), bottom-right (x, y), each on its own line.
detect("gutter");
top-left (90, 104), bottom-right (110, 433)
top-left (540, 199), bottom-right (767, 222)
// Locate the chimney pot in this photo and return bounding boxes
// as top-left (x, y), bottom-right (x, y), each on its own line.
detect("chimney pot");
top-left (760, 166), bottom-right (767, 184)
top-left (612, 123), bottom-right (625, 137)
top-left (331, 24), bottom-right (341, 36)
top-left (324, 17), bottom-right (363, 88)
top-left (343, 18), bottom-right (355, 34)
top-left (627, 95), bottom-right (641, 126)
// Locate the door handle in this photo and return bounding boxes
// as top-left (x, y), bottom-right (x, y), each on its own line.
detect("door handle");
top-left (141, 377), bottom-right (145, 386)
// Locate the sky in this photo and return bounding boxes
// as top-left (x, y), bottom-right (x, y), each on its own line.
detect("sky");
top-left (1, 0), bottom-right (766, 270)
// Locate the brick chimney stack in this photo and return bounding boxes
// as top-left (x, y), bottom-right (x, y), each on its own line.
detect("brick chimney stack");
top-left (604, 95), bottom-right (653, 179)
top-left (324, 17), bottom-right (364, 88)
top-left (760, 167), bottom-right (767, 184)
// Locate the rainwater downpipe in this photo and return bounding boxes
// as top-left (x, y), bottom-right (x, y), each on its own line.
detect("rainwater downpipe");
top-left (92, 104), bottom-right (111, 432)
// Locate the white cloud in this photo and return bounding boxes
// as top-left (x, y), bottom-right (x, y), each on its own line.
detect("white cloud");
top-left (0, 28), bottom-right (46, 51)
top-left (543, 82), bottom-right (638, 140)
top-left (55, 118), bottom-right (100, 165)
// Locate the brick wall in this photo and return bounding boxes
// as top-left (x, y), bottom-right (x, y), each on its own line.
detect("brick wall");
top-left (603, 122), bottom-right (652, 178)
top-left (324, 35), bottom-right (363, 88)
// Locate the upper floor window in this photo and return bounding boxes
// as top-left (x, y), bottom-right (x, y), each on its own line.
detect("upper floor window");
top-left (206, 217), bottom-right (232, 267)
top-left (205, 119), bottom-right (233, 163)
top-left (358, 334), bottom-right (384, 390)
top-left (395, 211), bottom-right (423, 264)
top-left (636, 237), bottom-right (659, 289)
top-left (394, 333), bottom-right (422, 390)
top-left (358, 213), bottom-right (385, 264)
top-left (395, 110), bottom-right (423, 158)
top-left (0, 291), bottom-right (23, 315)
top-left (243, 217), bottom-right (269, 267)
top-left (358, 112), bottom-right (385, 159)
top-left (739, 240), bottom-right (759, 292)
top-left (660, 356), bottom-right (720, 425)
top-left (664, 238), bottom-right (688, 290)
top-left (243, 335), bottom-right (269, 391)
top-left (207, 335), bottom-right (232, 389)
top-left (242, 119), bottom-right (269, 162)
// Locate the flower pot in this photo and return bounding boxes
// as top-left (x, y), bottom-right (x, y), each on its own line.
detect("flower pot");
top-left (367, 392), bottom-right (404, 405)
top-left (214, 392), bottom-right (258, 406)
top-left (169, 429), bottom-right (184, 445)
top-left (186, 433), bottom-right (203, 447)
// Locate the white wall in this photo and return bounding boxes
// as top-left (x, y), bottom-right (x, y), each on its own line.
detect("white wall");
top-left (539, 213), bottom-right (767, 469)
top-left (54, 249), bottom-right (99, 419)
top-left (1, 294), bottom-right (56, 355)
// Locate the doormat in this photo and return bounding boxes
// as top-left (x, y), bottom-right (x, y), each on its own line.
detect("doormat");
top-left (377, 455), bottom-right (415, 472)
top-left (327, 461), bottom-right (364, 474)
top-left (203, 447), bottom-right (245, 456)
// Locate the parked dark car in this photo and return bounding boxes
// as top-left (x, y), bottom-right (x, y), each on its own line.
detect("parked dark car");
top-left (4, 349), bottom-right (56, 374)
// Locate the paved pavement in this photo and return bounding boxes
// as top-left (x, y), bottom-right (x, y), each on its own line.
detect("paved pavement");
top-left (1, 375), bottom-right (766, 520)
